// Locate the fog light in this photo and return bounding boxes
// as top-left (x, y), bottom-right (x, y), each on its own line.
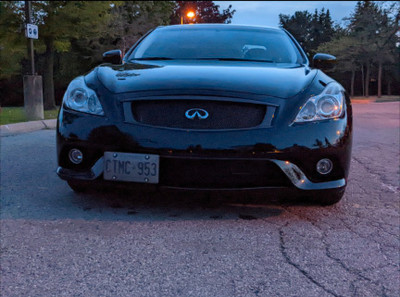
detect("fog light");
top-left (69, 149), bottom-right (83, 164)
top-left (316, 158), bottom-right (333, 175)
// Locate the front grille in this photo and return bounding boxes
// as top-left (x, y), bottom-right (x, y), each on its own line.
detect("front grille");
top-left (131, 100), bottom-right (266, 129)
top-left (159, 158), bottom-right (291, 188)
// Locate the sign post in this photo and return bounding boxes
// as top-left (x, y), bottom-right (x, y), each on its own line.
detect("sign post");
top-left (23, 1), bottom-right (44, 121)
top-left (25, 23), bottom-right (38, 75)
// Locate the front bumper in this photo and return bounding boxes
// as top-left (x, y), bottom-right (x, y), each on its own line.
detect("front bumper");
top-left (57, 156), bottom-right (346, 191)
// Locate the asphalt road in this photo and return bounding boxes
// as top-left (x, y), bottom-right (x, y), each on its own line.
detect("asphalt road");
top-left (1, 102), bottom-right (399, 297)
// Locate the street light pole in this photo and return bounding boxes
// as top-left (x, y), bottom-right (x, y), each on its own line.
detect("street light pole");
top-left (24, 0), bottom-right (35, 75)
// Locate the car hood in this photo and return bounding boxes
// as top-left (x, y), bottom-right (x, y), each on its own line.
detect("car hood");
top-left (94, 61), bottom-right (317, 99)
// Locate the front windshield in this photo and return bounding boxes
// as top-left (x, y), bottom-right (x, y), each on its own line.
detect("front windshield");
top-left (128, 26), bottom-right (306, 65)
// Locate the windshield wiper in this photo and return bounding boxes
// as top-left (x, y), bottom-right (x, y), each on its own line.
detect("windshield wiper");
top-left (129, 57), bottom-right (174, 61)
top-left (195, 58), bottom-right (274, 63)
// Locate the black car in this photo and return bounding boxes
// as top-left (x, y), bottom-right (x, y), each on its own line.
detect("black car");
top-left (56, 24), bottom-right (352, 205)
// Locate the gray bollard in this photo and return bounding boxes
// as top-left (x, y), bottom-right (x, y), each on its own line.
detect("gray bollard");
top-left (23, 75), bottom-right (44, 120)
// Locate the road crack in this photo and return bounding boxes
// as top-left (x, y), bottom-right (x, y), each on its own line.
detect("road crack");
top-left (336, 213), bottom-right (399, 251)
top-left (352, 157), bottom-right (399, 193)
top-left (278, 224), bottom-right (340, 297)
top-left (285, 209), bottom-right (392, 296)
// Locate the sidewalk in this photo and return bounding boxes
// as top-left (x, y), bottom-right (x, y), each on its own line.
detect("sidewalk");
top-left (0, 119), bottom-right (57, 137)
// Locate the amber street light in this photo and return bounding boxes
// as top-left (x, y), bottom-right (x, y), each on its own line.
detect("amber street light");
top-left (181, 10), bottom-right (196, 24)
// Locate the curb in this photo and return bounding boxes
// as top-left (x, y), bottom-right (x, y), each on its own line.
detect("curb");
top-left (0, 119), bottom-right (57, 137)
top-left (351, 99), bottom-right (373, 104)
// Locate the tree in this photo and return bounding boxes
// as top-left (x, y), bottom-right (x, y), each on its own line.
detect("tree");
top-left (53, 1), bottom-right (175, 90)
top-left (0, 1), bottom-right (115, 109)
top-left (55, 1), bottom-right (175, 93)
top-left (309, 8), bottom-right (335, 51)
top-left (32, 1), bottom-right (114, 109)
top-left (318, 2), bottom-right (399, 98)
top-left (279, 11), bottom-right (312, 54)
top-left (347, 1), bottom-right (378, 97)
top-left (347, 1), bottom-right (399, 97)
top-left (279, 8), bottom-right (335, 58)
top-left (170, 1), bottom-right (235, 24)
top-left (105, 1), bottom-right (175, 57)
top-left (0, 1), bottom-right (177, 108)
top-left (317, 35), bottom-right (363, 96)
top-left (373, 3), bottom-right (399, 97)
top-left (0, 1), bottom-right (29, 79)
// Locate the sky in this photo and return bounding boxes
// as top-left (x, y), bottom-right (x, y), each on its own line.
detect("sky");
top-left (214, 1), bottom-right (358, 28)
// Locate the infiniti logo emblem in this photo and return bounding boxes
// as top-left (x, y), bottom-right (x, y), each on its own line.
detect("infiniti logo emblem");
top-left (185, 108), bottom-right (209, 120)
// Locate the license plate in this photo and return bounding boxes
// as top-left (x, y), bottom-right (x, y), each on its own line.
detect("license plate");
top-left (103, 152), bottom-right (159, 183)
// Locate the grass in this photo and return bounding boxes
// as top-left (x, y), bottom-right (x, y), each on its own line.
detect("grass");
top-left (0, 107), bottom-right (59, 125)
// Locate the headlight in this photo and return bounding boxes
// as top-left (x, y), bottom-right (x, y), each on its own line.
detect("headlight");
top-left (294, 82), bottom-right (344, 123)
top-left (63, 76), bottom-right (104, 115)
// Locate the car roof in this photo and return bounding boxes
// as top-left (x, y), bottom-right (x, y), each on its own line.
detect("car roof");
top-left (156, 24), bottom-right (284, 32)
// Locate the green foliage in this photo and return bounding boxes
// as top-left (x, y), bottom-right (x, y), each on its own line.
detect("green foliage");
top-left (0, 1), bottom-right (117, 105)
top-left (0, 1), bottom-right (27, 78)
top-left (318, 35), bottom-right (360, 71)
top-left (279, 8), bottom-right (334, 57)
top-left (53, 40), bottom-right (71, 52)
top-left (34, 1), bottom-right (114, 46)
top-left (317, 1), bottom-right (399, 96)
top-left (281, 1), bottom-right (399, 96)
top-left (54, 1), bottom-right (176, 88)
top-left (34, 1), bottom-right (117, 108)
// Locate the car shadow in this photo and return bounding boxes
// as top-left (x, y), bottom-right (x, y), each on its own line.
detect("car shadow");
top-left (1, 168), bottom-right (332, 223)
top-left (61, 187), bottom-right (317, 222)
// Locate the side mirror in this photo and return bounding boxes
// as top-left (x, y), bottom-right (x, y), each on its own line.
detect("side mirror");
top-left (312, 53), bottom-right (336, 70)
top-left (102, 50), bottom-right (123, 64)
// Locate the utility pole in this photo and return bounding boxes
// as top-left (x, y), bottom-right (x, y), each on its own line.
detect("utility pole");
top-left (23, 0), bottom-right (44, 121)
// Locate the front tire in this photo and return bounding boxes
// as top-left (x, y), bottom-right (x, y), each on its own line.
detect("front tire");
top-left (67, 180), bottom-right (89, 193)
top-left (316, 187), bottom-right (345, 206)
